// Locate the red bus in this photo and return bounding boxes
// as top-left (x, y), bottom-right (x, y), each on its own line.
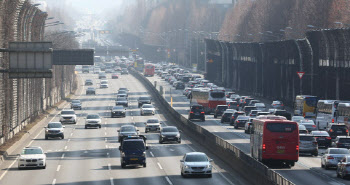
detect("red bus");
top-left (190, 88), bottom-right (226, 114)
top-left (144, 63), bottom-right (155, 77)
top-left (250, 119), bottom-right (299, 167)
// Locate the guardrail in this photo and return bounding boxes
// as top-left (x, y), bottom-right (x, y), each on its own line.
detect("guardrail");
top-left (130, 68), bottom-right (295, 185)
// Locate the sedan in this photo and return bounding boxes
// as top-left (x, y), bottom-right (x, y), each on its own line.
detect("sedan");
top-left (180, 152), bottom-right (213, 178)
top-left (337, 156), bottom-right (350, 179)
top-left (234, 116), bottom-right (249, 129)
top-left (116, 97), bottom-right (128, 107)
top-left (18, 147), bottom-right (46, 169)
top-left (86, 87), bottom-right (96, 95)
top-left (311, 131), bottom-right (332, 148)
top-left (85, 114), bottom-right (102, 129)
top-left (300, 120), bottom-right (317, 132)
top-left (140, 104), bottom-right (155, 115)
top-left (112, 73), bottom-right (119, 79)
top-left (85, 79), bottom-right (93, 85)
top-left (118, 125), bottom-right (139, 143)
top-left (111, 106), bottom-right (126, 118)
top-left (321, 148), bottom-right (350, 170)
top-left (271, 100), bottom-right (284, 109)
top-left (159, 126), bottom-right (181, 144)
top-left (145, 118), bottom-right (161, 133)
top-left (70, 100), bottom-right (82, 110)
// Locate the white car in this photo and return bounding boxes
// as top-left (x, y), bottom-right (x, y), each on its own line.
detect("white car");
top-left (140, 104), bottom-right (155, 115)
top-left (292, 116), bottom-right (305, 123)
top-left (59, 109), bottom-right (77, 124)
top-left (18, 146), bottom-right (46, 169)
top-left (85, 114), bottom-right (102, 128)
top-left (100, 80), bottom-right (109, 88)
top-left (145, 118), bottom-right (161, 133)
top-left (254, 103), bottom-right (266, 112)
top-left (180, 152), bottom-right (213, 178)
top-left (321, 148), bottom-right (350, 169)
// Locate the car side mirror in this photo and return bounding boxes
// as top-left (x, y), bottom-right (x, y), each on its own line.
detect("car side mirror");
top-left (146, 146), bottom-right (149, 150)
top-left (137, 129), bottom-right (139, 131)
top-left (209, 159), bottom-right (213, 162)
top-left (44, 152), bottom-right (47, 155)
top-left (179, 130), bottom-right (182, 133)
top-left (180, 160), bottom-right (184, 162)
top-left (117, 130), bottom-right (120, 132)
top-left (63, 126), bottom-right (66, 128)
top-left (119, 146), bottom-right (121, 150)
top-left (44, 127), bottom-right (47, 128)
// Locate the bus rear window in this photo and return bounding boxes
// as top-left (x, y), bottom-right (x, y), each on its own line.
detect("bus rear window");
top-left (266, 123), bottom-right (297, 133)
top-left (210, 92), bottom-right (225, 98)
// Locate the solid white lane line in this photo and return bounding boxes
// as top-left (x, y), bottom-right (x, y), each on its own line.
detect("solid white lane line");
top-left (110, 178), bottom-right (114, 185)
top-left (70, 133), bottom-right (73, 136)
top-left (131, 117), bottom-right (134, 120)
top-left (68, 139), bottom-right (71, 142)
top-left (0, 157), bottom-right (18, 181)
top-left (108, 163), bottom-right (111, 170)
top-left (52, 179), bottom-right (56, 185)
top-left (105, 132), bottom-right (107, 136)
top-left (61, 153), bottom-right (65, 159)
top-left (28, 140), bottom-right (34, 146)
top-left (105, 145), bottom-right (108, 148)
top-left (150, 151), bottom-right (154, 157)
top-left (157, 162), bottom-right (163, 170)
top-left (34, 130), bottom-right (43, 139)
top-left (105, 138), bottom-right (107, 141)
top-left (56, 165), bottom-right (61, 172)
top-left (105, 127), bottom-right (107, 130)
top-left (64, 146), bottom-right (68, 150)
top-left (165, 176), bottom-right (173, 185)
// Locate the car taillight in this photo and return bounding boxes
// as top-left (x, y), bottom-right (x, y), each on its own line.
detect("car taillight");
top-left (232, 116), bottom-right (235, 119)
top-left (346, 164), bottom-right (350, 167)
top-left (237, 105), bottom-right (239, 107)
top-left (201, 112), bottom-right (205, 114)
top-left (281, 104), bottom-right (284, 106)
top-left (346, 130), bottom-right (349, 133)
top-left (273, 104), bottom-right (276, 106)
top-left (329, 129), bottom-right (333, 132)
top-left (237, 121), bottom-right (240, 123)
top-left (327, 156), bottom-right (334, 159)
top-left (296, 145), bottom-right (299, 151)
top-left (250, 114), bottom-right (252, 116)
top-left (312, 125), bottom-right (316, 128)
top-left (190, 111), bottom-right (194, 114)
top-left (326, 137), bottom-right (332, 140)
top-left (262, 144), bottom-right (266, 150)
top-left (244, 102), bottom-right (246, 104)
top-left (332, 119), bottom-right (335, 123)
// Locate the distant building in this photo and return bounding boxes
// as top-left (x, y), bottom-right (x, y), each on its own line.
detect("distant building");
top-left (208, 0), bottom-right (233, 4)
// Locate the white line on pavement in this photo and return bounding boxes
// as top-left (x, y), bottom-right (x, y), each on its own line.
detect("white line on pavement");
top-left (105, 132), bottom-right (107, 136)
top-left (150, 151), bottom-right (154, 157)
top-left (165, 176), bottom-right (173, 185)
top-left (64, 146), bottom-right (68, 150)
top-left (110, 178), bottom-right (114, 185)
top-left (56, 165), bottom-right (61, 172)
top-left (52, 179), bottom-right (56, 185)
top-left (70, 133), bottom-right (73, 136)
top-left (61, 153), bottom-right (65, 159)
top-left (0, 157), bottom-right (18, 181)
top-left (68, 139), bottom-right (70, 142)
top-left (105, 145), bottom-right (108, 148)
top-left (157, 162), bottom-right (163, 170)
top-left (108, 163), bottom-right (111, 170)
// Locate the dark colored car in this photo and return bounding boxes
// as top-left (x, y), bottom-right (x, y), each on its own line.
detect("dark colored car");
top-left (335, 136), bottom-right (350, 149)
top-left (273, 110), bottom-right (292, 120)
top-left (119, 136), bottom-right (148, 168)
top-left (112, 73), bottom-right (119, 79)
top-left (118, 125), bottom-right (140, 143)
top-left (221, 111), bottom-right (234, 123)
top-left (85, 79), bottom-right (93, 85)
top-left (242, 98), bottom-right (254, 108)
top-left (138, 96), bottom-right (152, 108)
top-left (227, 101), bottom-right (239, 110)
top-left (230, 111), bottom-right (245, 126)
top-left (70, 100), bottom-right (82, 110)
top-left (188, 105), bottom-right (205, 121)
top-left (248, 100), bottom-right (260, 106)
top-left (111, 106), bottom-right (126, 118)
top-left (116, 97), bottom-right (128, 107)
top-left (234, 116), bottom-right (249, 129)
top-left (121, 68), bottom-right (129, 75)
top-left (86, 87), bottom-right (96, 95)
top-left (226, 92), bottom-right (236, 98)
top-left (175, 82), bottom-right (185, 90)
top-left (242, 106), bottom-right (257, 116)
top-left (159, 126), bottom-right (181, 144)
top-left (214, 105), bottom-right (228, 118)
top-left (311, 131), bottom-right (332, 148)
top-left (327, 124), bottom-right (349, 139)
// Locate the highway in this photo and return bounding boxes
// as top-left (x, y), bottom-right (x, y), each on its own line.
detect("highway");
top-left (0, 71), bottom-right (249, 185)
top-left (146, 74), bottom-right (350, 185)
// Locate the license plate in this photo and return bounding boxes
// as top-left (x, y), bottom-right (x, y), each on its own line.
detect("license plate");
top-left (130, 158), bottom-right (138, 161)
top-left (195, 113), bottom-right (200, 115)
top-left (277, 149), bottom-right (285, 154)
top-left (318, 138), bottom-right (325, 140)
top-left (337, 131), bottom-right (343, 133)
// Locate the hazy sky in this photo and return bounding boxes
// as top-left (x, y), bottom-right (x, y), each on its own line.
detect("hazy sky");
top-left (68, 0), bottom-right (123, 14)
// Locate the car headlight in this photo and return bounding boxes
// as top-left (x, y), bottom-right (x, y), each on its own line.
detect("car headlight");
top-left (176, 133), bottom-right (180, 137)
top-left (206, 164), bottom-right (212, 168)
top-left (184, 165), bottom-right (190, 169)
top-left (38, 158), bottom-right (44, 161)
top-left (142, 152), bottom-right (146, 157)
top-left (121, 152), bottom-right (125, 157)
top-left (161, 134), bottom-right (165, 138)
top-left (19, 158), bottom-right (25, 161)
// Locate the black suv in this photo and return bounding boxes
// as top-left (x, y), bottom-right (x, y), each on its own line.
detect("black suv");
top-left (214, 105), bottom-right (228, 118)
top-left (175, 82), bottom-right (185, 90)
top-left (188, 105), bottom-right (205, 121)
top-left (273, 110), bottom-right (292, 120)
top-left (230, 111), bottom-right (245, 126)
top-left (119, 135), bottom-right (148, 168)
top-left (327, 124), bottom-right (349, 139)
top-left (242, 106), bottom-right (257, 115)
top-left (138, 96), bottom-right (152, 108)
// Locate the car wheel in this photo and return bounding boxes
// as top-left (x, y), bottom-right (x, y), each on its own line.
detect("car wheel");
top-left (45, 136), bottom-right (48, 140)
top-left (61, 135), bottom-right (64, 139)
top-left (321, 163), bottom-right (324, 168)
top-left (201, 118), bottom-right (205, 122)
top-left (143, 163), bottom-right (146, 167)
top-left (234, 125), bottom-right (238, 129)
top-left (207, 174), bottom-right (212, 178)
top-left (85, 125), bottom-right (88, 129)
top-left (18, 166), bottom-right (22, 170)
top-left (244, 130), bottom-right (247, 134)
top-left (145, 130), bottom-right (148, 133)
top-left (325, 165), bottom-right (330, 170)
top-left (42, 165), bottom-right (46, 169)
top-left (121, 163), bottom-right (126, 168)
top-left (159, 140), bottom-right (163, 144)
top-left (214, 115), bottom-right (217, 118)
top-left (99, 125), bottom-right (102, 129)
top-left (181, 172), bottom-right (184, 177)
top-left (178, 140), bottom-right (181, 144)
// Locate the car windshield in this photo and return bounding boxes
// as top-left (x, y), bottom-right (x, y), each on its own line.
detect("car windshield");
top-left (122, 141), bottom-right (145, 150)
top-left (237, 116), bottom-right (249, 120)
top-left (22, 148), bottom-right (43, 155)
top-left (86, 80), bottom-right (92, 82)
top-left (87, 87), bottom-right (95, 90)
top-left (61, 111), bottom-right (75, 115)
top-left (255, 103), bottom-right (265, 107)
top-left (300, 136), bottom-right (314, 141)
top-left (121, 126), bottom-right (136, 132)
top-left (72, 100), bottom-right (80, 103)
top-left (329, 149), bottom-right (350, 154)
top-left (143, 105), bottom-right (153, 108)
top-left (162, 127), bottom-right (178, 132)
top-left (312, 132), bottom-right (329, 136)
top-left (140, 97), bottom-right (151, 100)
top-left (339, 138), bottom-right (350, 143)
top-left (147, 119), bottom-right (159, 123)
top-left (119, 88), bottom-right (128, 91)
top-left (272, 101), bottom-right (282, 104)
top-left (113, 106), bottom-right (124, 110)
top-left (118, 90), bottom-right (127, 94)
top-left (185, 154), bottom-right (208, 162)
top-left (217, 106), bottom-right (228, 110)
top-left (87, 115), bottom-right (100, 119)
top-left (48, 123), bottom-right (62, 128)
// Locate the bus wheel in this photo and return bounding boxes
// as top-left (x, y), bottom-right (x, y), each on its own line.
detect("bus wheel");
top-left (289, 162), bottom-right (295, 167)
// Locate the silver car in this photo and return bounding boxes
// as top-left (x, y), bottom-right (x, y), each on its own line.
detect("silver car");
top-left (271, 101), bottom-right (284, 109)
top-left (299, 134), bottom-right (318, 156)
top-left (300, 120), bottom-right (317, 132)
top-left (321, 148), bottom-right (350, 169)
top-left (180, 152), bottom-right (213, 178)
